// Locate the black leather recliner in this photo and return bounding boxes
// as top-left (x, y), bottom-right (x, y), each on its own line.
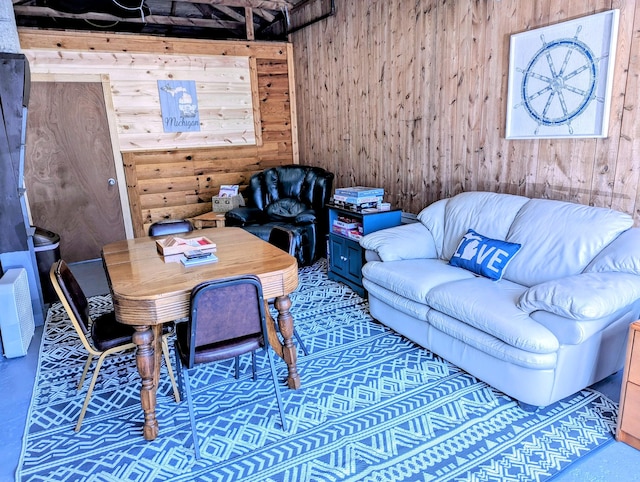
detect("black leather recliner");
top-left (225, 165), bottom-right (334, 266)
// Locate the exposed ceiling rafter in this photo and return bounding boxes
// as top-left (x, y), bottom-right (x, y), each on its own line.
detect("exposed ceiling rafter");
top-left (12, 0), bottom-right (333, 41)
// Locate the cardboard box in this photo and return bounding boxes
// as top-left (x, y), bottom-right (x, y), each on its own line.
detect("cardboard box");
top-left (212, 195), bottom-right (244, 212)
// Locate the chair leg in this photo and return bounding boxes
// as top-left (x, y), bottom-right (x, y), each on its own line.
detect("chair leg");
top-left (162, 335), bottom-right (181, 403)
top-left (77, 353), bottom-right (94, 389)
top-left (251, 351), bottom-right (257, 381)
top-left (265, 346), bottom-right (287, 431)
top-left (174, 348), bottom-right (184, 402)
top-left (293, 328), bottom-right (309, 356)
top-left (75, 352), bottom-right (108, 432)
top-left (234, 356), bottom-right (240, 379)
top-left (182, 368), bottom-right (201, 460)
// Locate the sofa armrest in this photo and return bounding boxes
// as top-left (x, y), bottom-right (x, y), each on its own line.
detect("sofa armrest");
top-left (225, 206), bottom-right (263, 226)
top-left (517, 272), bottom-right (640, 320)
top-left (359, 222), bottom-right (437, 261)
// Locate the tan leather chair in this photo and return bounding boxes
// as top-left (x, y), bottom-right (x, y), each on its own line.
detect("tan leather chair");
top-left (50, 259), bottom-right (180, 432)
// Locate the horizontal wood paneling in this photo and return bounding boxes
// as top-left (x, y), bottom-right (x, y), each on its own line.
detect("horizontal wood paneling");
top-left (292, 0), bottom-right (640, 223)
top-left (23, 49), bottom-right (255, 151)
top-left (19, 30), bottom-right (296, 237)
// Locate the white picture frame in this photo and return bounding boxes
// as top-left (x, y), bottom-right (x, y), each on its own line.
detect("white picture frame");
top-left (505, 9), bottom-right (619, 139)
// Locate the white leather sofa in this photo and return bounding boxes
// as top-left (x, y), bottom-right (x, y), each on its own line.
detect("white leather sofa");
top-left (360, 191), bottom-right (640, 407)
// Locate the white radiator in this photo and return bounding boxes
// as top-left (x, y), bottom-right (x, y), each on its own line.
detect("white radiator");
top-left (0, 268), bottom-right (35, 358)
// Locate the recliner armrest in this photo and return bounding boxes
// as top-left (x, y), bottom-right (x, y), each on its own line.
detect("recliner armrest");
top-left (225, 206), bottom-right (263, 226)
top-left (294, 209), bottom-right (317, 225)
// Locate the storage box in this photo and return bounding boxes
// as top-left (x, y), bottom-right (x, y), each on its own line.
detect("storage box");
top-left (156, 236), bottom-right (217, 256)
top-left (212, 195), bottom-right (244, 212)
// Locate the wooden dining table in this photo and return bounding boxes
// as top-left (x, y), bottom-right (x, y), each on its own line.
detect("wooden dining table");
top-left (101, 227), bottom-right (300, 441)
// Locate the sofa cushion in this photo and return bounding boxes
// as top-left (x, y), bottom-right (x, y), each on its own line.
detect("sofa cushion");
top-left (427, 310), bottom-right (558, 369)
top-left (361, 259), bottom-right (476, 304)
top-left (449, 229), bottom-right (521, 280)
top-left (425, 277), bottom-right (559, 353)
top-left (504, 198), bottom-right (633, 286)
top-left (418, 191), bottom-right (528, 260)
top-left (363, 278), bottom-right (432, 321)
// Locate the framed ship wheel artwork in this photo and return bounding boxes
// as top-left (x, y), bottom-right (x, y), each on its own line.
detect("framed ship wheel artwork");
top-left (505, 9), bottom-right (620, 139)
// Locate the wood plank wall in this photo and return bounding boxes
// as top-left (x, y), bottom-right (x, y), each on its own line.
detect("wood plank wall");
top-left (19, 30), bottom-right (296, 237)
top-left (291, 0), bottom-right (640, 223)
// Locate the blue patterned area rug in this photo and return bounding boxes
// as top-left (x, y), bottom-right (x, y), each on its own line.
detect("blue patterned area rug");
top-left (18, 260), bottom-right (617, 482)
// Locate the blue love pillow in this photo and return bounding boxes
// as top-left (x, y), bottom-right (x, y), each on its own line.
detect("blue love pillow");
top-left (449, 229), bottom-right (521, 281)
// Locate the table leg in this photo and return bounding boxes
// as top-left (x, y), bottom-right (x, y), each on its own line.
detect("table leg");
top-left (274, 295), bottom-right (301, 389)
top-left (132, 325), bottom-right (159, 441)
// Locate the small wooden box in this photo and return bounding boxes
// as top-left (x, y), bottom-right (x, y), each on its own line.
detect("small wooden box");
top-left (212, 195), bottom-right (244, 212)
top-left (155, 236), bottom-right (216, 256)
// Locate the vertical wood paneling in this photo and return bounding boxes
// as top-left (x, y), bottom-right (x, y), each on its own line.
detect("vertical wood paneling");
top-left (612, 0), bottom-right (640, 215)
top-left (292, 0), bottom-right (640, 223)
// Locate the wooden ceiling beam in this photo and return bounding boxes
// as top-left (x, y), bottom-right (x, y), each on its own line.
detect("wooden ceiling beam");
top-left (210, 5), bottom-right (245, 22)
top-left (245, 7), bottom-right (254, 40)
top-left (171, 0), bottom-right (292, 9)
top-left (13, 5), bottom-right (242, 29)
top-left (253, 8), bottom-right (276, 22)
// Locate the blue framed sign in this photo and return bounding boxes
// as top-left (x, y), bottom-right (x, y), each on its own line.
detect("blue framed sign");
top-left (506, 10), bottom-right (619, 139)
top-left (157, 80), bottom-right (201, 133)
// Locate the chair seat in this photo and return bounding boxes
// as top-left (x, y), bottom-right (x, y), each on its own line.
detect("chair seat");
top-left (176, 322), bottom-right (262, 365)
top-left (92, 314), bottom-right (174, 352)
top-left (91, 312), bottom-right (136, 351)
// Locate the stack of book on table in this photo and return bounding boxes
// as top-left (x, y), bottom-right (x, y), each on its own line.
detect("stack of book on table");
top-left (155, 235), bottom-right (218, 265)
top-left (331, 186), bottom-right (389, 212)
top-left (180, 249), bottom-right (218, 266)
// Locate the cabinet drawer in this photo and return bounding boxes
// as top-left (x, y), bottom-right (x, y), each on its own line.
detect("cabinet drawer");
top-left (621, 382), bottom-right (640, 436)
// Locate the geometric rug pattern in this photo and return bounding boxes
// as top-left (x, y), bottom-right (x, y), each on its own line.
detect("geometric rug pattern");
top-left (17, 260), bottom-right (618, 481)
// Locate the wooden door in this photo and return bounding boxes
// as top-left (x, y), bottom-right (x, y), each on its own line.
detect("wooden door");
top-left (25, 82), bottom-right (126, 263)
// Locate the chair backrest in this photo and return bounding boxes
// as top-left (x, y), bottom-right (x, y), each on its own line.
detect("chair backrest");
top-left (185, 275), bottom-right (267, 368)
top-left (148, 219), bottom-right (193, 236)
top-left (49, 260), bottom-right (96, 353)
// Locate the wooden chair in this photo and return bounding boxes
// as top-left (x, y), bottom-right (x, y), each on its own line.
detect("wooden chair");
top-left (50, 259), bottom-right (180, 432)
top-left (268, 226), bottom-right (309, 355)
top-left (174, 275), bottom-right (288, 460)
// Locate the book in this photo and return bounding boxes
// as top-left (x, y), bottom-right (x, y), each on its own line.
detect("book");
top-left (332, 194), bottom-right (383, 205)
top-left (334, 186), bottom-right (385, 198)
top-left (218, 184), bottom-right (239, 197)
top-left (180, 253), bottom-right (219, 266)
top-left (333, 218), bottom-right (360, 229)
top-left (156, 236), bottom-right (216, 256)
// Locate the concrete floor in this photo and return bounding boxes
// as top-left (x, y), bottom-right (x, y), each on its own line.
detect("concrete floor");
top-left (2, 260), bottom-right (640, 481)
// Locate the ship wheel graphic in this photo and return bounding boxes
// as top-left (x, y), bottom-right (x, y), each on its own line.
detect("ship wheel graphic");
top-left (516, 25), bottom-right (603, 135)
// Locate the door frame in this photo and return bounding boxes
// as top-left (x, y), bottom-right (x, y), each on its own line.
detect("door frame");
top-left (29, 72), bottom-right (134, 239)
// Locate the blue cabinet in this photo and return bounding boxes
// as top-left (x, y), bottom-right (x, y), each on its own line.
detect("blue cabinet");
top-left (327, 205), bottom-right (401, 296)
